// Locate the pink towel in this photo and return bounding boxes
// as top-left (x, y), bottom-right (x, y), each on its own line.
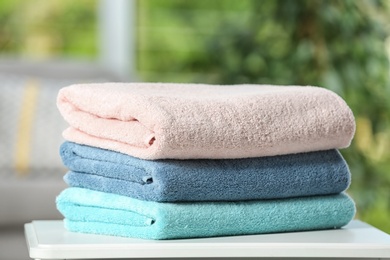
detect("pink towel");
top-left (57, 83), bottom-right (355, 160)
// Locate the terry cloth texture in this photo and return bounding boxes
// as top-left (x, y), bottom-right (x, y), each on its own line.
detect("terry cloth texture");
top-left (57, 83), bottom-right (355, 160)
top-left (61, 142), bottom-right (351, 202)
top-left (56, 187), bottom-right (356, 240)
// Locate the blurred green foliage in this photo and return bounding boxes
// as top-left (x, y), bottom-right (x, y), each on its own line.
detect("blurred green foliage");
top-left (138, 0), bottom-right (390, 232)
top-left (0, 0), bottom-right (389, 232)
top-left (0, 0), bottom-right (97, 58)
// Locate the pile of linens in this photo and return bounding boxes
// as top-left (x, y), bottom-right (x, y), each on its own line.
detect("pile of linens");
top-left (55, 83), bottom-right (357, 240)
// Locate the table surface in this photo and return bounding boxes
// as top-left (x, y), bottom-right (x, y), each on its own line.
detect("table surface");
top-left (25, 220), bottom-right (390, 259)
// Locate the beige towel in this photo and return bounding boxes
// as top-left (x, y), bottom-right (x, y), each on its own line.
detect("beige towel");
top-left (57, 83), bottom-right (355, 160)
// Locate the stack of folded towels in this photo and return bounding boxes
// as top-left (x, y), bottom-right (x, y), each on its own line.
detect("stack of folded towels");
top-left (55, 83), bottom-right (356, 240)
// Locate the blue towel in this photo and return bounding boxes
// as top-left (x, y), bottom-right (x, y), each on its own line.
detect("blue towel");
top-left (60, 142), bottom-right (351, 202)
top-left (56, 187), bottom-right (356, 240)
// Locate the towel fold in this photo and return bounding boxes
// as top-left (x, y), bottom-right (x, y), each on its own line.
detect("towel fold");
top-left (61, 142), bottom-right (351, 202)
top-left (56, 187), bottom-right (356, 240)
top-left (57, 83), bottom-right (355, 160)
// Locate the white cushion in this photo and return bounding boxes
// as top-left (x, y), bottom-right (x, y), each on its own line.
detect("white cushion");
top-left (0, 69), bottom-right (110, 225)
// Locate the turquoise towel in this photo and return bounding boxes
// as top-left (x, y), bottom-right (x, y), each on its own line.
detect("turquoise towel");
top-left (61, 142), bottom-right (351, 201)
top-left (56, 187), bottom-right (356, 240)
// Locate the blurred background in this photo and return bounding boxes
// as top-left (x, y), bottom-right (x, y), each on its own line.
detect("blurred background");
top-left (0, 0), bottom-right (389, 257)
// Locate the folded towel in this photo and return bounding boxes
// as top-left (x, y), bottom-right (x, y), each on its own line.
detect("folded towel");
top-left (57, 83), bottom-right (355, 160)
top-left (61, 142), bottom-right (351, 202)
top-left (56, 187), bottom-right (356, 240)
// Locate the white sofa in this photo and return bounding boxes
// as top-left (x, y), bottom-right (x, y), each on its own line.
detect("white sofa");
top-left (0, 61), bottom-right (118, 260)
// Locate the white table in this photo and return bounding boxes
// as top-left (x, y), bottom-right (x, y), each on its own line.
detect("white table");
top-left (24, 220), bottom-right (390, 260)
